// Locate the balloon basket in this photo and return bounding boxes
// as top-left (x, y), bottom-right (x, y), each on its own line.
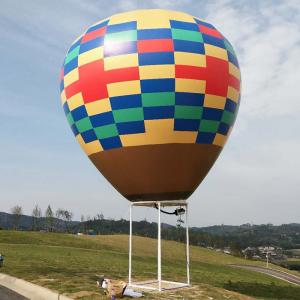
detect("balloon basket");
top-left (128, 200), bottom-right (190, 292)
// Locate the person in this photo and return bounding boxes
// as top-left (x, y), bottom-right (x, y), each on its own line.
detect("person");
top-left (0, 253), bottom-right (4, 267)
top-left (97, 278), bottom-right (142, 299)
top-left (98, 278), bottom-right (127, 299)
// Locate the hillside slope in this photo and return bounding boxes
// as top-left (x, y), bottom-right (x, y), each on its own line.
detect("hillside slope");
top-left (0, 231), bottom-right (299, 299)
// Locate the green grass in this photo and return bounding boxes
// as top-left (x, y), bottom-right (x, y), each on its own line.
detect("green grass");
top-left (0, 231), bottom-right (300, 299)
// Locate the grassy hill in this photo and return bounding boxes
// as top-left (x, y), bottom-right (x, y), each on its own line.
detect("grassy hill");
top-left (0, 231), bottom-right (299, 299)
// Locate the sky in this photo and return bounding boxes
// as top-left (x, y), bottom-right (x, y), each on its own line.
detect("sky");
top-left (0, 0), bottom-right (299, 227)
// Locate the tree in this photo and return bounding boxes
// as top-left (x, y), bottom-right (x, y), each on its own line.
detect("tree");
top-left (32, 204), bottom-right (42, 231)
top-left (63, 210), bottom-right (73, 233)
top-left (56, 209), bottom-right (73, 232)
top-left (10, 205), bottom-right (23, 230)
top-left (95, 213), bottom-right (104, 220)
top-left (55, 209), bottom-right (64, 220)
top-left (80, 215), bottom-right (86, 233)
top-left (55, 208), bottom-right (65, 231)
top-left (45, 205), bottom-right (54, 232)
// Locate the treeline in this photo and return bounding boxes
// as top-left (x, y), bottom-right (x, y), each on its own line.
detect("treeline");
top-left (197, 223), bottom-right (300, 249)
top-left (75, 219), bottom-right (300, 251)
top-left (76, 218), bottom-right (240, 252)
top-left (4, 205), bottom-right (75, 232)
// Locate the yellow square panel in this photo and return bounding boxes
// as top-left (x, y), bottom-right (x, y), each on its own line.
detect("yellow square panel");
top-left (213, 133), bottom-right (228, 147)
top-left (68, 93), bottom-right (84, 111)
top-left (104, 54), bottom-right (138, 70)
top-left (108, 11), bottom-right (139, 25)
top-left (78, 47), bottom-right (104, 66)
top-left (174, 52), bottom-right (206, 67)
top-left (85, 98), bottom-right (111, 116)
top-left (204, 94), bottom-right (226, 109)
top-left (139, 65), bottom-right (175, 80)
top-left (60, 90), bottom-right (66, 105)
top-left (106, 10), bottom-right (196, 28)
top-left (107, 80), bottom-right (141, 97)
top-left (63, 68), bottom-right (78, 87)
top-left (229, 62), bottom-right (241, 80)
top-left (176, 78), bottom-right (205, 93)
top-left (108, 10), bottom-right (171, 28)
top-left (144, 119), bottom-right (197, 143)
top-left (120, 133), bottom-right (147, 146)
top-left (120, 119), bottom-right (197, 146)
top-left (227, 86), bottom-right (239, 103)
top-left (76, 135), bottom-right (103, 155)
top-left (136, 10), bottom-right (171, 29)
top-left (204, 44), bottom-right (228, 61)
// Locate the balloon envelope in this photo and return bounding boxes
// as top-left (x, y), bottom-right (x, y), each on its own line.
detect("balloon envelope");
top-left (60, 9), bottom-right (241, 202)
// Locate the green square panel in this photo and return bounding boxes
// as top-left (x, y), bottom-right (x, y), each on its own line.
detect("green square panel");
top-left (142, 92), bottom-right (175, 107)
top-left (199, 120), bottom-right (220, 133)
top-left (113, 107), bottom-right (144, 123)
top-left (66, 112), bottom-right (75, 126)
top-left (94, 124), bottom-right (118, 139)
top-left (171, 29), bottom-right (203, 43)
top-left (221, 111), bottom-right (235, 126)
top-left (105, 30), bottom-right (137, 44)
top-left (224, 39), bottom-right (235, 56)
top-left (175, 105), bottom-right (203, 120)
top-left (75, 117), bottom-right (93, 133)
top-left (65, 46), bottom-right (80, 65)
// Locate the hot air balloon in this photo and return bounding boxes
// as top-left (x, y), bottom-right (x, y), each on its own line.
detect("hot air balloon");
top-left (60, 9), bottom-right (241, 291)
top-left (60, 9), bottom-right (241, 203)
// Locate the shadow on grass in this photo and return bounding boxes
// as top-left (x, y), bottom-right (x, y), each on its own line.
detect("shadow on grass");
top-left (224, 280), bottom-right (300, 300)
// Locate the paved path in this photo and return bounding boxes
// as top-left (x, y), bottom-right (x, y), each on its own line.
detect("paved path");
top-left (0, 284), bottom-right (28, 300)
top-left (230, 265), bottom-right (300, 286)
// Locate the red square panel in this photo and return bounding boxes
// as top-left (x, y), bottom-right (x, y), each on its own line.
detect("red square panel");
top-left (79, 59), bottom-right (108, 103)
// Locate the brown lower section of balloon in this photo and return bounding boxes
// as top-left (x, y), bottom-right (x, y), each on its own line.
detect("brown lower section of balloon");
top-left (89, 143), bottom-right (222, 202)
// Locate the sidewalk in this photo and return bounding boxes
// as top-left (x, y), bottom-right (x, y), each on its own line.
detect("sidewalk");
top-left (0, 273), bottom-right (73, 300)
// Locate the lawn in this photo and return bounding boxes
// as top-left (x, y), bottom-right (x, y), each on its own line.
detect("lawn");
top-left (0, 231), bottom-right (299, 299)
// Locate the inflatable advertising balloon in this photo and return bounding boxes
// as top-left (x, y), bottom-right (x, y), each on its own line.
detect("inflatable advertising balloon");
top-left (60, 9), bottom-right (241, 202)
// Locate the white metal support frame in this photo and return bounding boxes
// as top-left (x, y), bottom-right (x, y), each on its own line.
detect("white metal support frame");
top-left (129, 203), bottom-right (133, 286)
top-left (157, 202), bottom-right (162, 291)
top-left (186, 202), bottom-right (190, 285)
top-left (128, 200), bottom-right (190, 292)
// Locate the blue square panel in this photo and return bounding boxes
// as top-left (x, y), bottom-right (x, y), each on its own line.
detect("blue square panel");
top-left (81, 129), bottom-right (97, 143)
top-left (196, 132), bottom-right (215, 144)
top-left (100, 136), bottom-right (122, 150)
top-left (117, 121), bottom-right (145, 135)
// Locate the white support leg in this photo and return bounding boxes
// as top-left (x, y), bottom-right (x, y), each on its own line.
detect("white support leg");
top-left (129, 203), bottom-right (133, 285)
top-left (186, 203), bottom-right (190, 285)
top-left (158, 202), bottom-right (162, 292)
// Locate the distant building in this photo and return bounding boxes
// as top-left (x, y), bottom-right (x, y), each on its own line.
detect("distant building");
top-left (223, 247), bottom-right (231, 254)
top-left (242, 247), bottom-right (256, 259)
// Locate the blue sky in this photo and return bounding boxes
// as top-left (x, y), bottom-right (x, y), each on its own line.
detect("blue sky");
top-left (1, 0), bottom-right (299, 226)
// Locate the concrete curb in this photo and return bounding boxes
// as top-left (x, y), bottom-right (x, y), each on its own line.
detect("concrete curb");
top-left (0, 273), bottom-right (73, 300)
